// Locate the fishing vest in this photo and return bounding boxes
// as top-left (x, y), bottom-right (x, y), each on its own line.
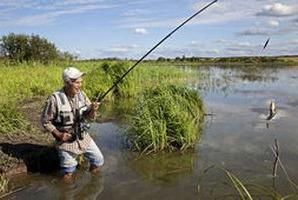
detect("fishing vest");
top-left (53, 90), bottom-right (89, 132)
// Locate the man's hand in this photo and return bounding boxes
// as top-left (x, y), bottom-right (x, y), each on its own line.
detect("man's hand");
top-left (91, 102), bottom-right (101, 111)
top-left (59, 132), bottom-right (73, 142)
top-left (51, 129), bottom-right (73, 142)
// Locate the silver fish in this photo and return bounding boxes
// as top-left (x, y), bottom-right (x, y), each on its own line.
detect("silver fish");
top-left (266, 100), bottom-right (276, 120)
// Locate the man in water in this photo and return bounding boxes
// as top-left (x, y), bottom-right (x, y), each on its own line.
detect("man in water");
top-left (41, 67), bottom-right (104, 181)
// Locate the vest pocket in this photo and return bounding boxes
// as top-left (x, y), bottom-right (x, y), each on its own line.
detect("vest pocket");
top-left (60, 111), bottom-right (74, 126)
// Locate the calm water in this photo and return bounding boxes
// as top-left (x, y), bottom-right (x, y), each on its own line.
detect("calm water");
top-left (8, 66), bottom-right (298, 199)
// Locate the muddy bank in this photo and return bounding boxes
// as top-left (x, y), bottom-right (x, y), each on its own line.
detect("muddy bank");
top-left (0, 143), bottom-right (59, 175)
top-left (0, 97), bottom-right (59, 176)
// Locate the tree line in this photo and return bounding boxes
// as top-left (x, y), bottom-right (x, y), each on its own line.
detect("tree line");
top-left (0, 33), bottom-right (75, 64)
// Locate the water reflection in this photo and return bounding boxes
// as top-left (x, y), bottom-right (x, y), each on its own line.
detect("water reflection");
top-left (192, 66), bottom-right (279, 96)
top-left (125, 152), bottom-right (196, 186)
top-left (59, 172), bottom-right (104, 200)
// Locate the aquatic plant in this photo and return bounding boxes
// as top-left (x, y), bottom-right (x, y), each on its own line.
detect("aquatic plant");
top-left (126, 85), bottom-right (204, 153)
top-left (224, 169), bottom-right (253, 200)
top-left (197, 166), bottom-right (298, 200)
top-left (224, 169), bottom-right (298, 200)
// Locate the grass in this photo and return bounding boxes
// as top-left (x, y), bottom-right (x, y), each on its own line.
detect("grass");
top-left (198, 166), bottom-right (298, 200)
top-left (0, 175), bottom-right (9, 195)
top-left (0, 100), bottom-right (32, 135)
top-left (126, 85), bottom-right (204, 154)
top-left (0, 60), bottom-right (196, 137)
top-left (224, 169), bottom-right (298, 200)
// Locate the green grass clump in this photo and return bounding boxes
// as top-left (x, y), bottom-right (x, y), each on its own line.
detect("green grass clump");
top-left (126, 85), bottom-right (204, 154)
top-left (0, 175), bottom-right (9, 195)
top-left (0, 101), bottom-right (32, 135)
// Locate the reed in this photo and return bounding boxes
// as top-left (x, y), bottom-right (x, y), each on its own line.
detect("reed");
top-left (126, 85), bottom-right (204, 154)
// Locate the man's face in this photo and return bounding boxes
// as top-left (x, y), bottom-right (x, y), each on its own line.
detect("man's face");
top-left (69, 77), bottom-right (83, 94)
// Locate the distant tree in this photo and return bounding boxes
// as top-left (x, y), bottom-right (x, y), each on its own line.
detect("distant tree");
top-left (157, 56), bottom-right (166, 61)
top-left (175, 56), bottom-right (181, 61)
top-left (0, 33), bottom-right (72, 64)
top-left (181, 55), bottom-right (186, 61)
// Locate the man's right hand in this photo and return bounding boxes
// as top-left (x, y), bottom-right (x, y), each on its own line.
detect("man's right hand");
top-left (59, 132), bottom-right (73, 142)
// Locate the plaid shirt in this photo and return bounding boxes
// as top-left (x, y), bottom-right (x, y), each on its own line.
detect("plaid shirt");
top-left (41, 88), bottom-right (94, 154)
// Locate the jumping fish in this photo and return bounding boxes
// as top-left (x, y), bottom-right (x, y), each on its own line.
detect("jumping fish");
top-left (266, 100), bottom-right (276, 120)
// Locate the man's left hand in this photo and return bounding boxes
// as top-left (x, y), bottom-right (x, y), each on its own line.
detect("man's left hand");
top-left (91, 102), bottom-right (101, 111)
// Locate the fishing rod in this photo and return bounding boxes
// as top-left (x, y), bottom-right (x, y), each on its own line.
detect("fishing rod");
top-left (96, 0), bottom-right (218, 102)
top-left (261, 37), bottom-right (270, 53)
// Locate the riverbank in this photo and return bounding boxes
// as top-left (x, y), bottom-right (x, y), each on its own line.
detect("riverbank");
top-left (0, 96), bottom-right (60, 196)
top-left (0, 97), bottom-right (57, 175)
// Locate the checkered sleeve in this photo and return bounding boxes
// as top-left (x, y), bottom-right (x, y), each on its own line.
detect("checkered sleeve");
top-left (41, 95), bottom-right (58, 133)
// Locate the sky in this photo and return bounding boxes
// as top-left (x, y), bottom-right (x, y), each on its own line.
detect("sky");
top-left (0, 0), bottom-right (297, 59)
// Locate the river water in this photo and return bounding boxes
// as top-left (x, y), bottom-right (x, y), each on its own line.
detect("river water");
top-left (8, 66), bottom-right (298, 199)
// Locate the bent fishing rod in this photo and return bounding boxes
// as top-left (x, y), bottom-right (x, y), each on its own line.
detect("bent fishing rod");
top-left (96, 0), bottom-right (218, 102)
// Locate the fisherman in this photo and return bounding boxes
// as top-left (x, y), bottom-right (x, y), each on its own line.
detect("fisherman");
top-left (41, 67), bottom-right (104, 181)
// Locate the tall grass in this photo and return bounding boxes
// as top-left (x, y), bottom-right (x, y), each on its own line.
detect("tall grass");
top-left (126, 85), bottom-right (204, 154)
top-left (0, 101), bottom-right (32, 135)
top-left (84, 62), bottom-right (195, 100)
top-left (0, 61), bottom-right (198, 136)
top-left (0, 175), bottom-right (9, 194)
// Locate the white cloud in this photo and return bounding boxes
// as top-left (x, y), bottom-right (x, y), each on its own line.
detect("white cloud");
top-left (238, 42), bottom-right (252, 47)
top-left (256, 3), bottom-right (298, 17)
top-left (134, 28), bottom-right (148, 34)
top-left (122, 9), bottom-right (146, 17)
top-left (268, 19), bottom-right (280, 27)
top-left (0, 1), bottom-right (117, 27)
top-left (110, 44), bottom-right (138, 53)
top-left (89, 43), bottom-right (141, 59)
top-left (215, 39), bottom-right (227, 44)
top-left (109, 47), bottom-right (130, 53)
top-left (189, 41), bottom-right (201, 46)
top-left (207, 49), bottom-right (220, 54)
top-left (238, 28), bottom-right (269, 36)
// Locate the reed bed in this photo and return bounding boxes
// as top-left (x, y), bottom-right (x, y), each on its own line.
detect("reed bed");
top-left (126, 85), bottom-right (204, 154)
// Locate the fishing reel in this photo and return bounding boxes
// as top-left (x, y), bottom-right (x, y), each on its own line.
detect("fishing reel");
top-left (81, 122), bottom-right (91, 131)
top-left (77, 120), bottom-right (91, 140)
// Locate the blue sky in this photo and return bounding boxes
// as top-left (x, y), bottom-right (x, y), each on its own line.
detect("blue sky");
top-left (0, 0), bottom-right (297, 59)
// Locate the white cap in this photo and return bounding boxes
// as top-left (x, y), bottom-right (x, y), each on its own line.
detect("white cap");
top-left (62, 67), bottom-right (85, 82)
